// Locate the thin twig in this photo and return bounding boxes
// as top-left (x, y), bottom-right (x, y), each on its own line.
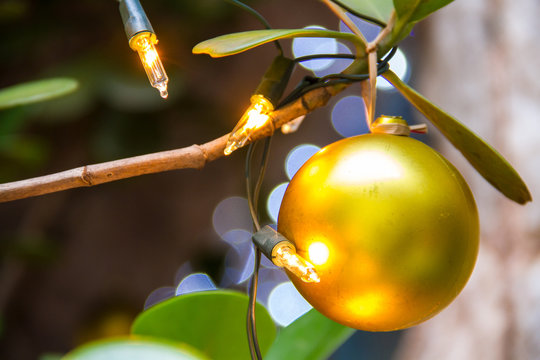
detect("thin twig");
top-left (0, 83), bottom-right (347, 203)
top-left (321, 0), bottom-right (367, 45)
top-left (366, 11), bottom-right (396, 53)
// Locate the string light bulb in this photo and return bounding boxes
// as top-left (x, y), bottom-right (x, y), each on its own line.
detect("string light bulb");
top-left (129, 32), bottom-right (168, 98)
top-left (272, 242), bottom-right (320, 283)
top-left (225, 95), bottom-right (274, 155)
top-left (252, 225), bottom-right (320, 283)
top-left (225, 56), bottom-right (294, 155)
top-left (118, 0), bottom-right (169, 98)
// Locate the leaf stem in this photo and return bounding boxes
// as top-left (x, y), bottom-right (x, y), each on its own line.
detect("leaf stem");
top-left (321, 0), bottom-right (367, 45)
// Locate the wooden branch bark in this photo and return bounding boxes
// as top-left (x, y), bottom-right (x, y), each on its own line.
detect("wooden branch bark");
top-left (0, 83), bottom-right (346, 203)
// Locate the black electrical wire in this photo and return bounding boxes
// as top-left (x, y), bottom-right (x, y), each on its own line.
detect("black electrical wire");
top-left (244, 137), bottom-right (272, 360)
top-left (293, 53), bottom-right (357, 63)
top-left (279, 46), bottom-right (398, 107)
top-left (329, 0), bottom-right (387, 27)
top-left (247, 249), bottom-right (262, 360)
top-left (225, 0), bottom-right (283, 55)
top-left (245, 143), bottom-right (259, 360)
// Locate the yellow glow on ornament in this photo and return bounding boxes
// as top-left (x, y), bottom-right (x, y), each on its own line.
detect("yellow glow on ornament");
top-left (308, 242), bottom-right (330, 266)
top-left (278, 133), bottom-right (479, 331)
top-left (329, 150), bottom-right (403, 184)
top-left (349, 292), bottom-right (385, 319)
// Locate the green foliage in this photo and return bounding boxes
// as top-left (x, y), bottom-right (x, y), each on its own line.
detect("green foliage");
top-left (393, 0), bottom-right (454, 23)
top-left (62, 337), bottom-right (207, 360)
top-left (193, 29), bottom-right (363, 58)
top-left (265, 309), bottom-right (356, 360)
top-left (132, 291), bottom-right (277, 360)
top-left (383, 70), bottom-right (531, 204)
top-left (0, 78), bottom-right (78, 110)
top-left (333, 0), bottom-right (394, 25)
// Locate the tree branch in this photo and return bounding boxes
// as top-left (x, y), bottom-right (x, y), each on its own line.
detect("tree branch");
top-left (0, 83), bottom-right (347, 203)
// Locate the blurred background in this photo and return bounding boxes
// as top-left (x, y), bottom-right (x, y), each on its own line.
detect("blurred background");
top-left (0, 0), bottom-right (538, 359)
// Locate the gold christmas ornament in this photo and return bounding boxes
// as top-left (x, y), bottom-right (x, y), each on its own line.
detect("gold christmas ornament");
top-left (277, 124), bottom-right (479, 331)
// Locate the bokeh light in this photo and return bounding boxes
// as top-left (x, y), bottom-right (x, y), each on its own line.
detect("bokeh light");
top-left (144, 287), bottom-right (175, 310)
top-left (220, 230), bottom-right (254, 286)
top-left (268, 282), bottom-right (313, 326)
top-left (285, 144), bottom-right (321, 180)
top-left (339, 14), bottom-right (380, 42)
top-left (220, 228), bottom-right (252, 248)
top-left (331, 95), bottom-right (369, 137)
top-left (267, 182), bottom-right (289, 223)
top-left (261, 253), bottom-right (278, 268)
top-left (175, 273), bottom-right (217, 296)
top-left (378, 48), bottom-right (410, 91)
top-left (174, 262), bottom-right (194, 286)
top-left (212, 196), bottom-right (252, 237)
top-left (293, 25), bottom-right (338, 72)
top-left (312, 43), bottom-right (353, 77)
top-left (256, 268), bottom-right (290, 306)
top-left (222, 234), bottom-right (255, 285)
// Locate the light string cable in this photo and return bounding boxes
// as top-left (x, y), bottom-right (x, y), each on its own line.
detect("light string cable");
top-left (224, 1), bottom-right (282, 356)
top-left (224, 0), bottom-right (283, 55)
top-left (245, 137), bottom-right (272, 360)
top-left (279, 46), bottom-right (398, 107)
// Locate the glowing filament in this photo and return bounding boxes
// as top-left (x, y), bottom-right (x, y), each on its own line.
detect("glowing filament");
top-left (273, 242), bottom-right (320, 283)
top-left (130, 32), bottom-right (169, 99)
top-left (224, 95), bottom-right (274, 155)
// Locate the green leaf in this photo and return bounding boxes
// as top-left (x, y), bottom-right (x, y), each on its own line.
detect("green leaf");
top-left (393, 0), bottom-right (453, 23)
top-left (132, 290), bottom-right (277, 360)
top-left (0, 78), bottom-right (78, 110)
top-left (332, 0), bottom-right (394, 25)
top-left (62, 337), bottom-right (207, 360)
top-left (193, 29), bottom-right (362, 58)
top-left (265, 309), bottom-right (355, 360)
top-left (383, 70), bottom-right (531, 204)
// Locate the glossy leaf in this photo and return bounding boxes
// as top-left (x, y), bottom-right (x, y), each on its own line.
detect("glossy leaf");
top-left (393, 0), bottom-right (453, 23)
top-left (132, 290), bottom-right (276, 360)
top-left (0, 78), bottom-right (78, 110)
top-left (333, 0), bottom-right (394, 25)
top-left (193, 29), bottom-right (361, 58)
top-left (265, 309), bottom-right (355, 360)
top-left (63, 337), bottom-right (207, 360)
top-left (383, 70), bottom-right (531, 204)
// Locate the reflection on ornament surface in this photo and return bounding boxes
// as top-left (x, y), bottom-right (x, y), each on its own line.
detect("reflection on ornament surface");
top-left (277, 133), bottom-right (479, 331)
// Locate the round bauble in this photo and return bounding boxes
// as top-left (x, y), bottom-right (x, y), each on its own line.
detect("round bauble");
top-left (277, 133), bottom-right (479, 331)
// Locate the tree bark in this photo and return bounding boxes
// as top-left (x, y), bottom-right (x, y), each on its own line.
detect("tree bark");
top-left (396, 1), bottom-right (540, 359)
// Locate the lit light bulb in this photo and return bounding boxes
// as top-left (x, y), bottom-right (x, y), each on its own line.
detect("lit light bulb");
top-left (130, 32), bottom-right (169, 98)
top-left (272, 242), bottom-right (320, 283)
top-left (224, 94), bottom-right (274, 155)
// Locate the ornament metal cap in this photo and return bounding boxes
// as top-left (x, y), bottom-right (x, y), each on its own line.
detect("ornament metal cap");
top-left (371, 115), bottom-right (428, 136)
top-left (371, 115), bottom-right (411, 136)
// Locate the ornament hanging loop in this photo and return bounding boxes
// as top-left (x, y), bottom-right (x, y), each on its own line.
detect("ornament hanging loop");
top-left (371, 115), bottom-right (429, 136)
